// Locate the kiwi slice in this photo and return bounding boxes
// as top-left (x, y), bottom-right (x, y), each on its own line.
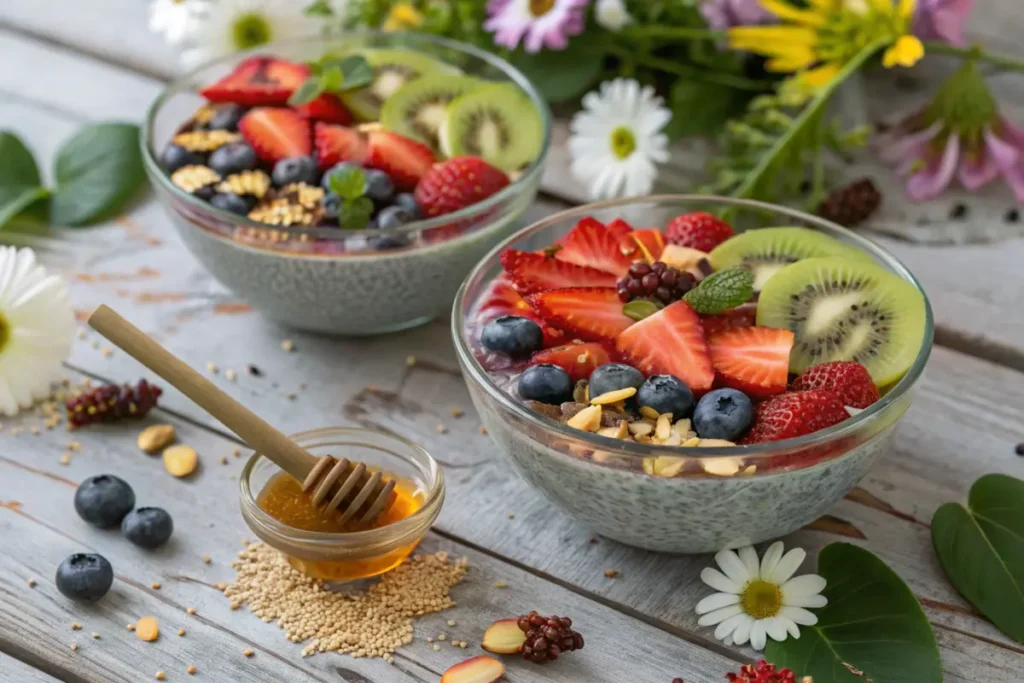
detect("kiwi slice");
top-left (757, 257), bottom-right (927, 386)
top-left (340, 50), bottom-right (460, 121)
top-left (710, 227), bottom-right (872, 291)
top-left (380, 75), bottom-right (483, 149)
top-left (439, 83), bottom-right (542, 171)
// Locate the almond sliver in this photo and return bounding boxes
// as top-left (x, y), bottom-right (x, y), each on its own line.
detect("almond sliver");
top-left (591, 387), bottom-right (637, 405)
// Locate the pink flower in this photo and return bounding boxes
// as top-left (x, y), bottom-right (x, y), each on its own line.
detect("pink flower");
top-left (699, 0), bottom-right (774, 31)
top-left (913, 0), bottom-right (974, 46)
top-left (484, 0), bottom-right (588, 53)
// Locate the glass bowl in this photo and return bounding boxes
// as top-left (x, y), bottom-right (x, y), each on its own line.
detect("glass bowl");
top-left (452, 195), bottom-right (933, 553)
top-left (143, 32), bottom-right (551, 335)
top-left (239, 427), bottom-right (444, 580)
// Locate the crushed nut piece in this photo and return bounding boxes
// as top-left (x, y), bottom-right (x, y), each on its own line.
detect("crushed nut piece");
top-left (127, 624), bottom-right (136, 631)
top-left (225, 369), bottom-right (237, 381)
top-left (203, 555), bottom-right (212, 564)
top-left (164, 445), bottom-right (199, 477)
top-left (495, 580), bottom-right (507, 588)
top-left (206, 362), bottom-right (218, 374)
top-left (178, 629), bottom-right (186, 636)
top-left (186, 608), bottom-right (197, 615)
top-left (173, 129), bottom-right (241, 152)
top-left (448, 620), bottom-right (456, 627)
top-left (639, 406), bottom-right (660, 420)
top-left (138, 424), bottom-right (176, 454)
top-left (436, 424), bottom-right (448, 434)
top-left (151, 582), bottom-right (161, 590)
top-left (426, 637), bottom-right (434, 643)
top-left (432, 644), bottom-right (441, 651)
top-left (216, 169), bottom-right (271, 199)
top-left (507, 513), bottom-right (515, 519)
top-left (71, 622), bottom-right (82, 631)
top-left (188, 664), bottom-right (197, 675)
top-left (243, 649), bottom-right (254, 657)
top-left (171, 165), bottom-right (220, 194)
top-left (479, 426), bottom-right (488, 435)
top-left (450, 408), bottom-right (464, 418)
top-left (590, 387), bottom-right (637, 405)
top-left (220, 456), bottom-right (229, 465)
top-left (91, 632), bottom-right (100, 639)
top-left (155, 672), bottom-right (165, 681)
top-left (438, 634), bottom-right (447, 641)
top-left (567, 404), bottom-right (602, 432)
top-left (604, 569), bottom-right (620, 578)
top-left (70, 643), bottom-right (78, 651)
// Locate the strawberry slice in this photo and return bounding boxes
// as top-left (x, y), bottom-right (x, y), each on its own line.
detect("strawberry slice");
top-left (708, 326), bottom-right (794, 398)
top-left (605, 218), bottom-right (633, 241)
top-left (615, 300), bottom-right (714, 392)
top-left (314, 123), bottom-right (368, 169)
top-left (700, 303), bottom-right (757, 339)
top-left (239, 108), bottom-right (312, 163)
top-left (201, 56), bottom-right (307, 107)
top-left (555, 218), bottom-right (634, 276)
top-left (501, 250), bottom-right (618, 294)
top-left (295, 94), bottom-right (353, 125)
top-left (477, 277), bottom-right (565, 348)
top-left (530, 342), bottom-right (613, 382)
top-left (624, 228), bottom-right (666, 263)
top-left (366, 131), bottom-right (435, 190)
top-left (527, 288), bottom-right (634, 343)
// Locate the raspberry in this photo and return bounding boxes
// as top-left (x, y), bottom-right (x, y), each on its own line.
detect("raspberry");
top-left (616, 261), bottom-right (696, 304)
top-left (516, 611), bottom-right (584, 664)
top-left (817, 178), bottom-right (881, 227)
top-left (726, 659), bottom-right (800, 682)
top-left (66, 380), bottom-right (163, 429)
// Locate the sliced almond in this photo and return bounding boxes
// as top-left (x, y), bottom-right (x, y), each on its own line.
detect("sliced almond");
top-left (590, 387), bottom-right (637, 405)
top-left (597, 420), bottom-right (629, 440)
top-left (660, 244), bottom-right (710, 271)
top-left (138, 425), bottom-right (175, 454)
top-left (628, 421), bottom-right (654, 438)
top-left (567, 405), bottom-right (602, 432)
top-left (673, 418), bottom-right (692, 434)
top-left (136, 617), bottom-right (159, 642)
top-left (163, 445), bottom-right (198, 477)
top-left (655, 414), bottom-right (673, 441)
top-left (702, 456), bottom-right (744, 477)
top-left (643, 455), bottom-right (687, 477)
top-left (661, 430), bottom-right (683, 447)
top-left (638, 405), bottom-right (660, 420)
top-left (698, 439), bottom-right (736, 447)
top-left (682, 436), bottom-right (701, 447)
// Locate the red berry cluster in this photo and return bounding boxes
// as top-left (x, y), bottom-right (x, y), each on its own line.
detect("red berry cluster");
top-left (516, 611), bottom-right (584, 663)
top-left (616, 261), bottom-right (696, 304)
top-left (66, 380), bottom-right (163, 429)
top-left (726, 660), bottom-right (799, 683)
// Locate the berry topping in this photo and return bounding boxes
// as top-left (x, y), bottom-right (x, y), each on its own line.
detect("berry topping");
top-left (726, 659), bottom-right (798, 683)
top-left (817, 177), bottom-right (882, 228)
top-left (477, 277), bottom-right (566, 349)
top-left (555, 217), bottom-right (634, 276)
top-left (200, 56), bottom-right (307, 107)
top-left (665, 212), bottom-right (734, 251)
top-left (700, 304), bottom-right (756, 339)
top-left (293, 93), bottom-right (353, 125)
top-left (615, 300), bottom-right (714, 392)
top-left (518, 364), bottom-right (574, 405)
top-left (377, 205), bottom-right (416, 229)
top-left (159, 144), bottom-right (205, 174)
top-left (314, 123), bottom-right (369, 170)
top-left (65, 380), bottom-right (163, 428)
top-left (367, 131), bottom-right (437, 191)
top-left (55, 553), bottom-right (114, 602)
top-left (122, 507), bottom-right (174, 550)
top-left (742, 389), bottom-right (849, 444)
top-left (692, 388), bottom-right (754, 441)
top-left (74, 475), bottom-right (136, 529)
top-left (210, 192), bottom-right (256, 215)
top-left (604, 218), bottom-right (633, 240)
top-left (588, 362), bottom-right (644, 398)
top-left (481, 315), bottom-right (543, 359)
top-left (616, 261), bottom-right (697, 304)
top-left (636, 375), bottom-right (695, 419)
top-left (527, 288), bottom-right (634, 343)
top-left (516, 611), bottom-right (584, 664)
top-left (791, 360), bottom-right (879, 409)
top-left (531, 343), bottom-right (613, 383)
top-left (208, 142), bottom-right (259, 177)
top-left (415, 156), bottom-right (508, 216)
top-left (271, 155), bottom-right (319, 187)
top-left (622, 228), bottom-right (666, 263)
top-left (364, 169), bottom-right (395, 203)
top-left (238, 107), bottom-right (312, 164)
top-left (209, 103), bottom-right (247, 132)
top-left (708, 326), bottom-right (794, 398)
top-left (501, 250), bottom-right (618, 294)
top-left (393, 192), bottom-right (421, 218)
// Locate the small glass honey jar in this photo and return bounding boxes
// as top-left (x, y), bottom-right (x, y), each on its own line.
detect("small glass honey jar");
top-left (239, 428), bottom-right (444, 581)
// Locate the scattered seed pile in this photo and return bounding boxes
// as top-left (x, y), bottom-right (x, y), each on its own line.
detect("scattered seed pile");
top-left (225, 542), bottom-right (468, 659)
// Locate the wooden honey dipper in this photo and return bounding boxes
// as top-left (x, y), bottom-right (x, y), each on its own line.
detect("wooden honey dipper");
top-left (87, 305), bottom-right (397, 525)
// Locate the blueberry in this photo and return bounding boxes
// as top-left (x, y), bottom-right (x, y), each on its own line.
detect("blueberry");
top-left (367, 233), bottom-right (411, 250)
top-left (393, 193), bottom-right (421, 218)
top-left (321, 161), bottom-right (361, 190)
top-left (481, 315), bottom-right (543, 358)
top-left (588, 363), bottom-right (645, 399)
top-left (519, 364), bottom-right (573, 405)
top-left (122, 507), bottom-right (174, 549)
top-left (74, 474), bottom-right (135, 528)
top-left (208, 142), bottom-right (258, 177)
top-left (636, 375), bottom-right (695, 419)
top-left (272, 155), bottom-right (319, 187)
top-left (209, 103), bottom-right (246, 131)
top-left (55, 553), bottom-right (114, 602)
top-left (377, 205), bottom-right (415, 229)
top-left (194, 185), bottom-right (216, 202)
top-left (159, 144), bottom-right (204, 173)
top-left (210, 192), bottom-right (255, 215)
top-left (364, 169), bottom-right (394, 203)
top-left (692, 388), bottom-right (754, 441)
top-left (321, 192), bottom-right (342, 221)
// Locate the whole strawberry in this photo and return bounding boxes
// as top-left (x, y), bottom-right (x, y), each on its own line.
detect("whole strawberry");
top-left (791, 361), bottom-right (879, 409)
top-left (665, 212), bottom-right (734, 251)
top-left (415, 157), bottom-right (510, 218)
top-left (742, 389), bottom-right (848, 444)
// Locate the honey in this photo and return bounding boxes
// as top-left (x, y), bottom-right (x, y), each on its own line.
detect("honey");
top-left (256, 471), bottom-right (425, 581)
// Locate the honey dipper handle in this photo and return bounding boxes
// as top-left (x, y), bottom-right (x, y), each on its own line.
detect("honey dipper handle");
top-left (87, 305), bottom-right (318, 482)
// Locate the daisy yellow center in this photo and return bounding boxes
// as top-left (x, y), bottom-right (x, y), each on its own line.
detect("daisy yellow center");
top-left (741, 580), bottom-right (782, 619)
top-left (232, 13), bottom-right (272, 51)
top-left (609, 126), bottom-right (636, 160)
top-left (529, 0), bottom-right (556, 17)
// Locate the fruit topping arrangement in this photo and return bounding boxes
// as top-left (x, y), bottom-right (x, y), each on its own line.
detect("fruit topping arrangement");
top-left (159, 50), bottom-right (542, 249)
top-left (473, 213), bottom-right (926, 461)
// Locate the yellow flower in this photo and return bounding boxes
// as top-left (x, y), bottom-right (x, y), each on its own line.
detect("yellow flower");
top-left (382, 2), bottom-right (423, 31)
top-left (728, 0), bottom-right (924, 90)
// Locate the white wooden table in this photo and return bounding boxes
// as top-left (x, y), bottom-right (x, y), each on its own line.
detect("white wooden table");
top-left (1, 3), bottom-right (1023, 681)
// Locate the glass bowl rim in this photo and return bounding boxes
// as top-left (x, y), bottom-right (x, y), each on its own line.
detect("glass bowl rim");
top-left (141, 30), bottom-right (553, 242)
top-left (451, 193), bottom-right (935, 464)
top-left (238, 426), bottom-right (445, 545)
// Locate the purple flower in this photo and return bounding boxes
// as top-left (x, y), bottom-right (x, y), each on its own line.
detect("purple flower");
top-left (699, 0), bottom-right (774, 31)
top-left (484, 0), bottom-right (588, 53)
top-left (913, 0), bottom-right (974, 46)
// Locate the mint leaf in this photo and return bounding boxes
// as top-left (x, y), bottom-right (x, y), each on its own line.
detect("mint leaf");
top-left (329, 166), bottom-right (366, 200)
top-left (0, 132), bottom-right (42, 187)
top-left (288, 76), bottom-right (327, 106)
top-left (338, 196), bottom-right (373, 230)
top-left (0, 186), bottom-right (49, 229)
top-left (321, 65), bottom-right (345, 92)
top-left (683, 267), bottom-right (754, 314)
top-left (50, 122), bottom-right (144, 226)
top-left (622, 299), bottom-right (662, 322)
top-left (337, 55), bottom-right (372, 90)
top-left (304, 0), bottom-right (334, 16)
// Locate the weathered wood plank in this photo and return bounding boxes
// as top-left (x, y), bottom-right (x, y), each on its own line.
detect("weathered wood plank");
top-left (0, 652), bottom-right (61, 682)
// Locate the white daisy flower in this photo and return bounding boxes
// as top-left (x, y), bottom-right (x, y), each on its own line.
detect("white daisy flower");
top-left (695, 541), bottom-right (827, 651)
top-left (149, 0), bottom-right (204, 46)
top-left (568, 78), bottom-right (671, 200)
top-left (594, 0), bottom-right (633, 31)
top-left (0, 247), bottom-right (74, 416)
top-left (179, 0), bottom-right (320, 70)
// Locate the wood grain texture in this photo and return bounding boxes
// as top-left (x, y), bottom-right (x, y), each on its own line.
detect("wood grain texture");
top-left (0, 652), bottom-right (61, 682)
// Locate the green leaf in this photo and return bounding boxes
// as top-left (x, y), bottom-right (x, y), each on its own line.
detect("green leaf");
top-left (0, 186), bottom-right (49, 229)
top-left (288, 76), bottom-right (327, 105)
top-left (664, 81), bottom-right (745, 141)
top-left (932, 474), bottom-right (1024, 643)
top-left (49, 123), bottom-right (144, 227)
top-left (329, 166), bottom-right (367, 200)
top-left (622, 299), bottom-right (662, 322)
top-left (338, 196), bottom-right (374, 230)
top-left (321, 66), bottom-right (345, 92)
top-left (337, 55), bottom-right (373, 91)
top-left (304, 0), bottom-right (334, 16)
top-left (766, 543), bottom-right (942, 683)
top-left (511, 42), bottom-right (602, 104)
top-left (682, 267), bottom-right (753, 314)
top-left (0, 132), bottom-right (42, 187)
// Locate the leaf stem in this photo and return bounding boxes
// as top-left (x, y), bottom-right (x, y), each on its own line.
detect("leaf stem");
top-left (621, 26), bottom-right (726, 42)
top-left (922, 41), bottom-right (1024, 73)
top-left (632, 53), bottom-right (774, 91)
